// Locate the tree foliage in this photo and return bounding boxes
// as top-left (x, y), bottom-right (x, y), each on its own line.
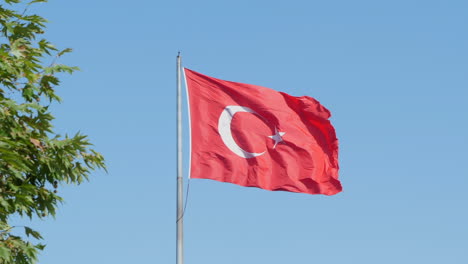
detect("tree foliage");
top-left (0, 0), bottom-right (105, 263)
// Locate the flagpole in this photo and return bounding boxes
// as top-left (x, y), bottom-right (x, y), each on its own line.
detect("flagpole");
top-left (176, 53), bottom-right (184, 264)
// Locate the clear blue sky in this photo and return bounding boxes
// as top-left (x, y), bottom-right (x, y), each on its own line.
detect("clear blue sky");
top-left (13, 0), bottom-right (468, 263)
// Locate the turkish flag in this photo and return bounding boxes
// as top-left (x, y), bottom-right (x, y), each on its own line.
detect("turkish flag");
top-left (185, 68), bottom-right (341, 195)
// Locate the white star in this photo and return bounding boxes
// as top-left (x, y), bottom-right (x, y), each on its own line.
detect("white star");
top-left (268, 128), bottom-right (286, 149)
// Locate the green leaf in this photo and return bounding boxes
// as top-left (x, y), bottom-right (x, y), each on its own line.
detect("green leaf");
top-left (35, 243), bottom-right (46, 251)
top-left (57, 48), bottom-right (72, 57)
top-left (24, 227), bottom-right (43, 240)
top-left (0, 246), bottom-right (11, 260)
top-left (28, 0), bottom-right (48, 4)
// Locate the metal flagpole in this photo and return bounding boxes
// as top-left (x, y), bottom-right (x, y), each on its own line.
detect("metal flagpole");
top-left (176, 53), bottom-right (184, 264)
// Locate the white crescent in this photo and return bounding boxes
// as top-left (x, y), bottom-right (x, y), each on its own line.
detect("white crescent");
top-left (218, 106), bottom-right (266, 158)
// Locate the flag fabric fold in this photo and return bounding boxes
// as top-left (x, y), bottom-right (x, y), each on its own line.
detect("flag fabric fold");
top-left (184, 68), bottom-right (341, 195)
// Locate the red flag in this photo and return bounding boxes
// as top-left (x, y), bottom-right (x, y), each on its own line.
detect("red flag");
top-left (184, 68), bottom-right (341, 195)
